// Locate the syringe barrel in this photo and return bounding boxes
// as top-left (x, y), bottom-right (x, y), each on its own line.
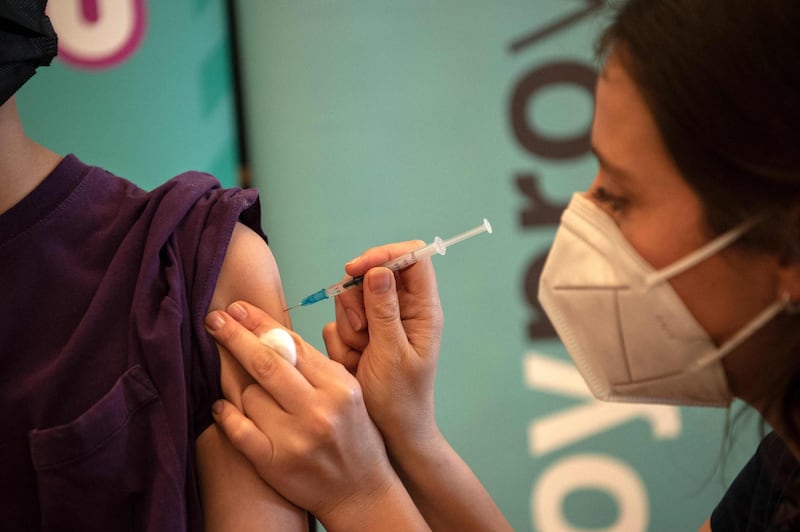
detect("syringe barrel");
top-left (324, 279), bottom-right (354, 298)
top-left (383, 237), bottom-right (445, 271)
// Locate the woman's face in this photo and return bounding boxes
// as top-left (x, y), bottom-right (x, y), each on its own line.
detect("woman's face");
top-left (586, 50), bottom-right (780, 348)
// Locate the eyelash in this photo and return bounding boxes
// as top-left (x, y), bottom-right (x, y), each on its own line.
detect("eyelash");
top-left (592, 186), bottom-right (629, 212)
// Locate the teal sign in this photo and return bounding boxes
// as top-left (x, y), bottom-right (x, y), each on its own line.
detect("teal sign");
top-left (236, 2), bottom-right (760, 530)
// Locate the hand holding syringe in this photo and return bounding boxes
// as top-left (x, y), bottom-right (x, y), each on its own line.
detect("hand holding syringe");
top-left (285, 218), bottom-right (492, 311)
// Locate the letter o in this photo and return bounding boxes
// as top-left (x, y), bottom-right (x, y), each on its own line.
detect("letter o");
top-left (510, 61), bottom-right (596, 160)
top-left (532, 454), bottom-right (648, 532)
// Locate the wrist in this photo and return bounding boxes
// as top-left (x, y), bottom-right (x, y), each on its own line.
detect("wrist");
top-left (377, 400), bottom-right (438, 450)
top-left (384, 423), bottom-right (445, 473)
top-left (318, 470), bottom-right (428, 532)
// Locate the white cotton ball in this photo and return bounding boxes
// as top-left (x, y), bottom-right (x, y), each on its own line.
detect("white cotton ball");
top-left (258, 328), bottom-right (297, 366)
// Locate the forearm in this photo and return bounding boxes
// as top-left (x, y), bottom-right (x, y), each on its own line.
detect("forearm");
top-left (387, 430), bottom-right (512, 532)
top-left (317, 474), bottom-right (430, 532)
top-left (197, 425), bottom-right (307, 531)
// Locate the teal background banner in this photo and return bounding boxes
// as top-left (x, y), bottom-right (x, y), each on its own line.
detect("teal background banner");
top-left (13, 1), bottom-right (764, 530)
top-left (235, 2), bottom-right (761, 531)
top-left (17, 0), bottom-right (240, 190)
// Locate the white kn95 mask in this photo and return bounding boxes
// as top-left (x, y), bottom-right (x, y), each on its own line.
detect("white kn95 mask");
top-left (538, 192), bottom-right (786, 407)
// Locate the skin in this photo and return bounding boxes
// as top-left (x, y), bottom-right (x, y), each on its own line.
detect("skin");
top-left (206, 301), bottom-right (428, 531)
top-left (207, 251), bottom-right (511, 530)
top-left (329, 248), bottom-right (511, 531)
top-left (198, 222), bottom-right (308, 531)
top-left (0, 98), bottom-right (61, 214)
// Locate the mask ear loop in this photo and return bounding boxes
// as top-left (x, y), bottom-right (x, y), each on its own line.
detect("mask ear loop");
top-left (645, 219), bottom-right (757, 286)
top-left (781, 291), bottom-right (800, 315)
top-left (688, 294), bottom-right (790, 372)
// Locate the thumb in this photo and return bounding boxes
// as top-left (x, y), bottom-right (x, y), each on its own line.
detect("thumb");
top-left (362, 268), bottom-right (408, 354)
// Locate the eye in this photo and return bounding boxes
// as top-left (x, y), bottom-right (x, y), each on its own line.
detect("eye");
top-left (591, 186), bottom-right (629, 212)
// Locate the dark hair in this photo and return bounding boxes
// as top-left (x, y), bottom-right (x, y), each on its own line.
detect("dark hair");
top-left (597, 0), bottom-right (800, 249)
top-left (595, 0), bottom-right (800, 466)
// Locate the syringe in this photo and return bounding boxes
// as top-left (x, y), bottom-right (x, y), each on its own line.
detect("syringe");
top-left (285, 218), bottom-right (492, 311)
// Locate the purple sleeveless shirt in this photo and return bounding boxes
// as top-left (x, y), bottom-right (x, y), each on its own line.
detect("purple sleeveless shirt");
top-left (0, 155), bottom-right (266, 531)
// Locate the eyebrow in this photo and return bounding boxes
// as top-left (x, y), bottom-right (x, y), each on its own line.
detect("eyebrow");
top-left (590, 144), bottom-right (635, 183)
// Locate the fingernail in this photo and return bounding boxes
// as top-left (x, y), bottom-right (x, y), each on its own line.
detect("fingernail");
top-left (212, 400), bottom-right (224, 415)
top-left (206, 311), bottom-right (226, 331)
top-left (368, 269), bottom-right (391, 294)
top-left (346, 308), bottom-right (363, 331)
top-left (228, 302), bottom-right (247, 321)
top-left (345, 256), bottom-right (362, 268)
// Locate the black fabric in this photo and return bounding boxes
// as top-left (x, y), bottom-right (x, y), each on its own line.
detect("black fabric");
top-left (711, 432), bottom-right (800, 531)
top-left (0, 0), bottom-right (57, 105)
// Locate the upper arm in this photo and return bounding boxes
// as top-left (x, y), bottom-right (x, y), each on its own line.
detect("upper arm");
top-left (209, 222), bottom-right (291, 409)
top-left (197, 222), bottom-right (307, 531)
top-left (210, 222), bottom-right (290, 326)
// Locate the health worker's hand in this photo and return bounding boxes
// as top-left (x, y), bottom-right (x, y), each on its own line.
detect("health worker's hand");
top-left (205, 301), bottom-right (426, 531)
top-left (324, 251), bottom-right (513, 532)
top-left (323, 241), bottom-right (444, 450)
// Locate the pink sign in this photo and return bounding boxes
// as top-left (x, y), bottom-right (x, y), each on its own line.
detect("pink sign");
top-left (47, 0), bottom-right (147, 70)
